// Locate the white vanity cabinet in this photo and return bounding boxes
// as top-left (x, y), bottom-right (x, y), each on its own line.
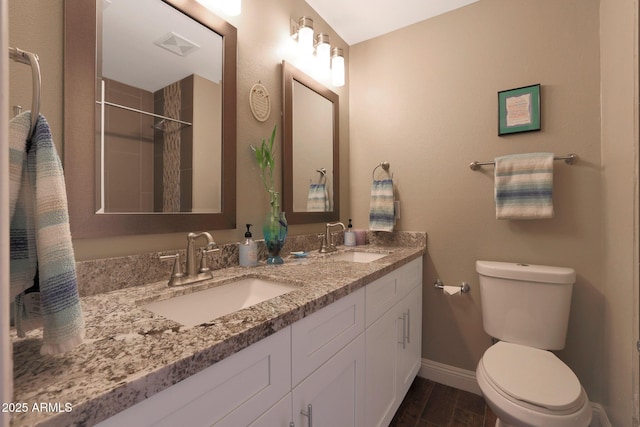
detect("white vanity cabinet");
top-left (97, 257), bottom-right (422, 427)
top-left (365, 258), bottom-right (423, 427)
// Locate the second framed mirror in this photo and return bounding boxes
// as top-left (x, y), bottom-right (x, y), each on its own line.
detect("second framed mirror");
top-left (282, 61), bottom-right (339, 224)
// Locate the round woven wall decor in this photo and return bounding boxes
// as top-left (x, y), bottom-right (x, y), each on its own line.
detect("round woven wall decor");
top-left (249, 82), bottom-right (271, 122)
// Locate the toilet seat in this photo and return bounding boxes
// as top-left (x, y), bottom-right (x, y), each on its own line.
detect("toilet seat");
top-left (481, 342), bottom-right (584, 413)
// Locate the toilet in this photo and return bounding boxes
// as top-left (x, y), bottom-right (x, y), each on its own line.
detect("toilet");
top-left (475, 260), bottom-right (592, 427)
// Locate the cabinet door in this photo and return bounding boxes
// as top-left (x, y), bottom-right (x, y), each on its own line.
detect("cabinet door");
top-left (397, 284), bottom-right (423, 397)
top-left (292, 288), bottom-right (365, 386)
top-left (365, 307), bottom-right (399, 427)
top-left (293, 334), bottom-right (365, 427)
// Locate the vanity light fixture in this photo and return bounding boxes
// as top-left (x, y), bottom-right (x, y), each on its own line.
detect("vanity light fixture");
top-left (315, 33), bottom-right (331, 71)
top-left (295, 16), bottom-right (315, 55)
top-left (291, 17), bottom-right (344, 87)
top-left (331, 47), bottom-right (345, 87)
top-left (195, 0), bottom-right (241, 16)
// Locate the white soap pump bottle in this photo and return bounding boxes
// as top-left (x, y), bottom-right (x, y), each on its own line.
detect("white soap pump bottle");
top-left (239, 224), bottom-right (258, 267)
top-left (344, 218), bottom-right (356, 246)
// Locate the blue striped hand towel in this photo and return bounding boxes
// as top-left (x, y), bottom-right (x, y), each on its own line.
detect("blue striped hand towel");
top-left (10, 112), bottom-right (85, 355)
top-left (495, 152), bottom-right (554, 219)
top-left (369, 178), bottom-right (395, 232)
top-left (306, 183), bottom-right (329, 212)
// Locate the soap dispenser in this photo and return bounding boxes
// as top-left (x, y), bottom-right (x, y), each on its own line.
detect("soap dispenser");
top-left (239, 224), bottom-right (258, 267)
top-left (344, 219), bottom-right (356, 246)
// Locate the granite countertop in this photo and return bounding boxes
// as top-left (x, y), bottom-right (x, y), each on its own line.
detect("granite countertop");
top-left (11, 241), bottom-right (425, 426)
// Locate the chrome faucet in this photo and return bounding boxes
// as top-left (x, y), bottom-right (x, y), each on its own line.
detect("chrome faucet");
top-left (319, 222), bottom-right (345, 253)
top-left (160, 231), bottom-right (219, 286)
top-left (186, 232), bottom-right (217, 276)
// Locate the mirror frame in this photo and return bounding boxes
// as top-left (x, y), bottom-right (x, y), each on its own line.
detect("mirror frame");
top-left (282, 61), bottom-right (340, 224)
top-left (64, 0), bottom-right (237, 238)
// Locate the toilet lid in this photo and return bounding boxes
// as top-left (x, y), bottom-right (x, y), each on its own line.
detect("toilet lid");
top-left (482, 341), bottom-right (583, 411)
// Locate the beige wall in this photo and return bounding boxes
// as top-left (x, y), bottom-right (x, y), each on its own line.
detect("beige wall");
top-left (9, 0), bottom-right (350, 260)
top-left (9, 0), bottom-right (640, 423)
top-left (350, 0), bottom-right (604, 403)
top-left (8, 0), bottom-right (63, 153)
top-left (600, 0), bottom-right (638, 425)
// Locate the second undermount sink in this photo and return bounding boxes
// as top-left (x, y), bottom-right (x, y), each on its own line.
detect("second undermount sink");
top-left (330, 251), bottom-right (389, 263)
top-left (142, 278), bottom-right (298, 327)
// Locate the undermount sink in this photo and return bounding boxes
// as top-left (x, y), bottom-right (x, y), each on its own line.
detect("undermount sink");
top-left (330, 251), bottom-right (389, 263)
top-left (142, 278), bottom-right (298, 327)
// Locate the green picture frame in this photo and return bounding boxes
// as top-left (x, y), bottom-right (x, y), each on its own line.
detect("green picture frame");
top-left (498, 84), bottom-right (541, 136)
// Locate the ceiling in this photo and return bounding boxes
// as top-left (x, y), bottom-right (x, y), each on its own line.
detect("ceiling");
top-left (304, 0), bottom-right (479, 46)
top-left (102, 0), bottom-right (222, 93)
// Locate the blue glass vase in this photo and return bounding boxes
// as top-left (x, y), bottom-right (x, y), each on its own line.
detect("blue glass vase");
top-left (263, 209), bottom-right (288, 265)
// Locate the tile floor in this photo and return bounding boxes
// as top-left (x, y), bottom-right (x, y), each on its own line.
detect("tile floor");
top-left (389, 376), bottom-right (498, 427)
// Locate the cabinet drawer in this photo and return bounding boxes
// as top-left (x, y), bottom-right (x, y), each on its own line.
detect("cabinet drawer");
top-left (399, 257), bottom-right (423, 299)
top-left (365, 269), bottom-right (402, 327)
top-left (97, 327), bottom-right (291, 427)
top-left (292, 288), bottom-right (365, 386)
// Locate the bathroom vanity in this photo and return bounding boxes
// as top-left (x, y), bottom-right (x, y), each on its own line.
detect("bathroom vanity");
top-left (10, 232), bottom-right (425, 426)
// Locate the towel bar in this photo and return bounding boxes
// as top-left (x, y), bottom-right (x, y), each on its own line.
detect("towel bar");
top-left (469, 153), bottom-right (578, 171)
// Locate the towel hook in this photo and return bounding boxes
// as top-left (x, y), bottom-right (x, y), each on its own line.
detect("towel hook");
top-left (372, 161), bottom-right (393, 180)
top-left (316, 168), bottom-right (327, 177)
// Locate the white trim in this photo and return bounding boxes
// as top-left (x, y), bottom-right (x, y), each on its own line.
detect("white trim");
top-left (1, 1), bottom-right (13, 427)
top-left (418, 359), bottom-right (610, 427)
top-left (418, 358), bottom-right (482, 396)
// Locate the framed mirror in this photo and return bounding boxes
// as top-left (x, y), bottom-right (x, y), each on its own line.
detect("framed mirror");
top-left (282, 61), bottom-right (339, 224)
top-left (64, 0), bottom-right (237, 238)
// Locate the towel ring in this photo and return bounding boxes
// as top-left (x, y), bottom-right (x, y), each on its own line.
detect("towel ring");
top-left (9, 47), bottom-right (41, 140)
top-left (372, 161), bottom-right (393, 180)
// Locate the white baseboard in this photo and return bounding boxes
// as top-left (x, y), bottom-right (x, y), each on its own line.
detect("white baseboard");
top-left (419, 358), bottom-right (482, 396)
top-left (418, 358), bottom-right (611, 427)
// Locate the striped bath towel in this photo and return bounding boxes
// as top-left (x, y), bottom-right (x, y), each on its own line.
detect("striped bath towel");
top-left (495, 152), bottom-right (554, 220)
top-left (306, 183), bottom-right (329, 212)
top-left (369, 178), bottom-right (395, 232)
top-left (9, 112), bottom-right (85, 355)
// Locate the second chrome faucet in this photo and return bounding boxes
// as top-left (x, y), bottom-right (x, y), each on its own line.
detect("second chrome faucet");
top-left (319, 222), bottom-right (345, 253)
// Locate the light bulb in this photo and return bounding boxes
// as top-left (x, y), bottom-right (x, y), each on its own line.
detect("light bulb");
top-left (316, 33), bottom-right (331, 72)
top-left (297, 17), bottom-right (314, 55)
top-left (331, 47), bottom-right (345, 87)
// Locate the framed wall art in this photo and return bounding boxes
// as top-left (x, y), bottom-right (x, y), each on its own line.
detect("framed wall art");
top-left (498, 84), bottom-right (541, 136)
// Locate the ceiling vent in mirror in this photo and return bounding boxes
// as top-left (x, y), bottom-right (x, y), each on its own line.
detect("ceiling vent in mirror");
top-left (154, 32), bottom-right (200, 57)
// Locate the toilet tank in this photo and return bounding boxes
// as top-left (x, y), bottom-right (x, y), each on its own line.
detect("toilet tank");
top-left (476, 260), bottom-right (576, 350)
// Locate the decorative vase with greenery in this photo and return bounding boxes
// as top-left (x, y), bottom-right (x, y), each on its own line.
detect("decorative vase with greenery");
top-left (251, 125), bottom-right (288, 264)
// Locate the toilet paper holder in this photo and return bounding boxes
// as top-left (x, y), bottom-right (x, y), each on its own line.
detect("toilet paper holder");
top-left (434, 279), bottom-right (471, 294)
